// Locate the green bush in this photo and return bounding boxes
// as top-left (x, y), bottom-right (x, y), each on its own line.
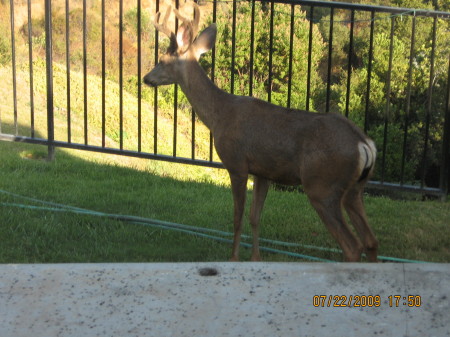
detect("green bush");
top-left (124, 6), bottom-right (153, 36)
top-left (324, 10), bottom-right (449, 187)
top-left (203, 2), bottom-right (325, 110)
top-left (0, 34), bottom-right (11, 66)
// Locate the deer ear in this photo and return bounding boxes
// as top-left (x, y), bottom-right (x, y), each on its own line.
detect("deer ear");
top-left (192, 24), bottom-right (217, 59)
top-left (176, 23), bottom-right (193, 53)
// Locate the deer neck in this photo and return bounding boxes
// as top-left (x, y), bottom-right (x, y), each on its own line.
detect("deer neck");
top-left (177, 59), bottom-right (229, 133)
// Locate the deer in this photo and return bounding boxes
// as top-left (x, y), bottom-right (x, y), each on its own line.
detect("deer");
top-left (143, 1), bottom-right (378, 262)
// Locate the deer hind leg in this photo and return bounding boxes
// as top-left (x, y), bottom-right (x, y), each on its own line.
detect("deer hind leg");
top-left (306, 186), bottom-right (364, 262)
top-left (229, 173), bottom-right (248, 261)
top-left (249, 176), bottom-right (270, 261)
top-left (343, 185), bottom-right (378, 262)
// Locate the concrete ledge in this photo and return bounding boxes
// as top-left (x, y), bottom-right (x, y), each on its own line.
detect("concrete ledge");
top-left (1, 263), bottom-right (449, 337)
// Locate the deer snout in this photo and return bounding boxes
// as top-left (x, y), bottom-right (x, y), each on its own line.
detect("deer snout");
top-left (143, 65), bottom-right (174, 87)
top-left (143, 74), bottom-right (157, 87)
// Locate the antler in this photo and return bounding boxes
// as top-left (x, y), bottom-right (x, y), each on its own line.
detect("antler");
top-left (153, 1), bottom-right (201, 54)
top-left (173, 1), bottom-right (200, 37)
top-left (154, 5), bottom-right (174, 38)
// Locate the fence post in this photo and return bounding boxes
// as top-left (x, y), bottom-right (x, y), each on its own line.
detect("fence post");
top-left (45, 0), bottom-right (55, 161)
top-left (440, 54), bottom-right (450, 199)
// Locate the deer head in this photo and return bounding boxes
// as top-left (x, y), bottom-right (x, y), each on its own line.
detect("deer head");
top-left (143, 2), bottom-right (217, 87)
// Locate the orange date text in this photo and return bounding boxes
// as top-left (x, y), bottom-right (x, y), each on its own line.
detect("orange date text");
top-left (312, 295), bottom-right (381, 307)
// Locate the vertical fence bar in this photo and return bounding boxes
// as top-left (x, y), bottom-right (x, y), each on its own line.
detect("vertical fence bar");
top-left (267, 0), bottom-right (274, 103)
top-left (83, 0), bottom-right (88, 145)
top-left (420, 16), bottom-right (437, 190)
top-left (400, 14), bottom-right (416, 186)
top-left (287, 3), bottom-right (295, 108)
top-left (209, 0), bottom-right (217, 162)
top-left (306, 6), bottom-right (314, 111)
top-left (173, 0), bottom-right (179, 157)
top-left (191, 108), bottom-right (195, 159)
top-left (440, 54), bottom-right (450, 197)
top-left (65, 0), bottom-right (72, 143)
top-left (101, 0), bottom-right (106, 147)
top-left (9, 0), bottom-right (18, 135)
top-left (344, 10), bottom-right (355, 118)
top-left (364, 11), bottom-right (375, 133)
top-left (230, 0), bottom-right (237, 94)
top-left (137, 0), bottom-right (142, 152)
top-left (191, 1), bottom-right (198, 160)
top-left (249, 0), bottom-right (255, 97)
top-left (381, 17), bottom-right (396, 183)
top-left (325, 8), bottom-right (334, 112)
top-left (154, 0), bottom-right (159, 154)
top-left (119, 0), bottom-right (124, 150)
top-left (191, 1), bottom-right (196, 159)
top-left (45, 0), bottom-right (55, 160)
top-left (27, 0), bottom-right (35, 138)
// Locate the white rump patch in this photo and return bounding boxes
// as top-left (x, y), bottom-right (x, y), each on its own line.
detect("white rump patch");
top-left (358, 140), bottom-right (377, 172)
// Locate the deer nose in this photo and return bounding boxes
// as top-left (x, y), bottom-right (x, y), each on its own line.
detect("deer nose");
top-left (143, 75), bottom-right (156, 87)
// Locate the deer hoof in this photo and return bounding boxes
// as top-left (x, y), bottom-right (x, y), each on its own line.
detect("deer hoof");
top-left (366, 249), bottom-right (378, 262)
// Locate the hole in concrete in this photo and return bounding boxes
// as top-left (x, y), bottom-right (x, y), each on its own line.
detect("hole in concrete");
top-left (198, 267), bottom-right (219, 277)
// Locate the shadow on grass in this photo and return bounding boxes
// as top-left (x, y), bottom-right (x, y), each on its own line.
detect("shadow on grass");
top-left (0, 123), bottom-right (339, 263)
top-left (1, 123), bottom-right (449, 263)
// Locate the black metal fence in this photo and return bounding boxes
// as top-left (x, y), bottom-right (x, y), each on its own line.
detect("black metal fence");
top-left (0, 0), bottom-right (449, 198)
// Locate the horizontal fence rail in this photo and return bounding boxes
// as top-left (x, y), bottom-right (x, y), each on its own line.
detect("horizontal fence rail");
top-left (0, 0), bottom-right (449, 198)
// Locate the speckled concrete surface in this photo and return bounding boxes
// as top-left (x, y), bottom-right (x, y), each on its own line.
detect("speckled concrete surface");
top-left (0, 263), bottom-right (448, 337)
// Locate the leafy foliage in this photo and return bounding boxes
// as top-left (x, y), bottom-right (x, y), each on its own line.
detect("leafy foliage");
top-left (205, 2), bottom-right (325, 110)
top-left (316, 8), bottom-right (449, 185)
top-left (0, 7), bottom-right (11, 66)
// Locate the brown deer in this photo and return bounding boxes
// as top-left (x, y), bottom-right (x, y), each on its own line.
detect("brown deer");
top-left (143, 2), bottom-right (378, 262)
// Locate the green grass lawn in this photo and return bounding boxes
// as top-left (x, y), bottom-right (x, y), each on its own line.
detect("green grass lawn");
top-left (1, 140), bottom-right (449, 263)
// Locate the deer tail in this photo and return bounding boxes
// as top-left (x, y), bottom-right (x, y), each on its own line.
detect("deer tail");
top-left (357, 139), bottom-right (377, 182)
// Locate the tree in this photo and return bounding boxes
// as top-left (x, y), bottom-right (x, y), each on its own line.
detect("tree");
top-left (202, 1), bottom-right (325, 110)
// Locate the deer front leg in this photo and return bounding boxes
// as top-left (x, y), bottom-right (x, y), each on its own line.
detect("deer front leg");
top-left (229, 173), bottom-right (248, 261)
top-left (249, 176), bottom-right (270, 261)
